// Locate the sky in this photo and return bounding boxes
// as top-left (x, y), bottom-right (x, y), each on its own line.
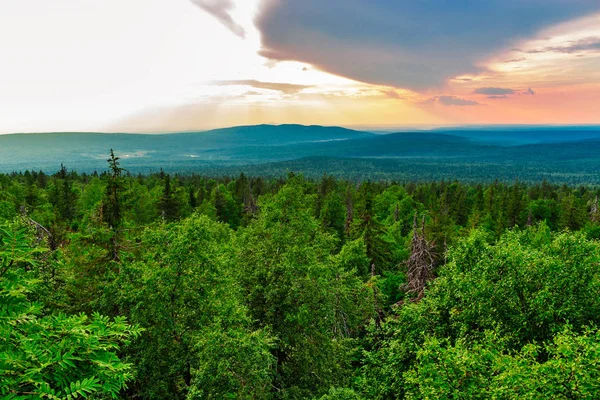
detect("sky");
top-left (1, 0), bottom-right (599, 133)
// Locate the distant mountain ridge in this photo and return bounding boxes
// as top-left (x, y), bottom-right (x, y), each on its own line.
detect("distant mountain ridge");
top-left (430, 127), bottom-right (600, 146)
top-left (1, 124), bottom-right (600, 183)
top-left (0, 124), bottom-right (372, 171)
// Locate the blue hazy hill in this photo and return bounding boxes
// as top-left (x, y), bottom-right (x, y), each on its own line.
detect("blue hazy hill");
top-left (430, 126), bottom-right (600, 146)
top-left (0, 124), bottom-right (372, 172)
top-left (1, 124), bottom-right (600, 183)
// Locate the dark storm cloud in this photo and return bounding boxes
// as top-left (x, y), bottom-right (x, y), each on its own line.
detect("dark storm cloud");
top-left (256, 0), bottom-right (600, 90)
top-left (191, 0), bottom-right (246, 38)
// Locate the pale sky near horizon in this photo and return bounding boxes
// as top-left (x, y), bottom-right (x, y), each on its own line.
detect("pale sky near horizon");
top-left (1, 0), bottom-right (599, 133)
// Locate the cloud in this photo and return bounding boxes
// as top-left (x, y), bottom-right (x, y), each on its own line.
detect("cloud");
top-left (504, 57), bottom-right (527, 63)
top-left (439, 96), bottom-right (481, 106)
top-left (256, 1), bottom-right (600, 90)
top-left (525, 36), bottom-right (600, 54)
top-left (190, 0), bottom-right (245, 38)
top-left (474, 87), bottom-right (516, 95)
top-left (213, 79), bottom-right (311, 94)
top-left (423, 96), bottom-right (481, 107)
top-left (381, 90), bottom-right (405, 100)
top-left (473, 87), bottom-right (536, 97)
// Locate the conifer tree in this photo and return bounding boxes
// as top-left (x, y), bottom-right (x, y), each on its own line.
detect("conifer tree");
top-left (213, 184), bottom-right (227, 221)
top-left (352, 188), bottom-right (393, 273)
top-left (50, 164), bottom-right (77, 222)
top-left (102, 149), bottom-right (124, 231)
top-left (158, 174), bottom-right (181, 222)
top-left (344, 186), bottom-right (354, 238)
top-left (188, 186), bottom-right (198, 209)
top-left (101, 149), bottom-right (125, 261)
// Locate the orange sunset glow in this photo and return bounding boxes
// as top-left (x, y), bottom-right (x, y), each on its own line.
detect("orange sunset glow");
top-left (1, 0), bottom-right (599, 133)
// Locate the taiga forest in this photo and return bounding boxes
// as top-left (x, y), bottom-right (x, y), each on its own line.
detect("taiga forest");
top-left (3, 152), bottom-right (600, 399)
top-left (3, 0), bottom-right (600, 398)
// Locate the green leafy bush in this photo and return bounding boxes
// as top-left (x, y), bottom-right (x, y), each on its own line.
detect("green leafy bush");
top-left (0, 224), bottom-right (141, 399)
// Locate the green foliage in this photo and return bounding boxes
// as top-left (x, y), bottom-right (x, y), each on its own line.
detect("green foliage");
top-left (318, 387), bottom-right (366, 400)
top-left (188, 327), bottom-right (275, 399)
top-left (124, 215), bottom-right (274, 399)
top-left (158, 174), bottom-right (181, 222)
top-left (376, 271), bottom-right (407, 308)
top-left (212, 184), bottom-right (242, 228)
top-left (320, 190), bottom-right (347, 241)
top-left (0, 223), bottom-right (140, 399)
top-left (49, 165), bottom-right (77, 223)
top-left (333, 238), bottom-right (370, 278)
top-left (236, 180), bottom-right (375, 398)
top-left (360, 225), bottom-right (600, 398)
top-left (3, 166), bottom-right (600, 399)
top-left (102, 149), bottom-right (125, 230)
top-left (405, 327), bottom-right (600, 399)
top-left (351, 211), bottom-right (394, 275)
top-left (430, 227), bottom-right (600, 345)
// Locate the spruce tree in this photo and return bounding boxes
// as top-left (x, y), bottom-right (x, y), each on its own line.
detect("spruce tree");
top-left (188, 186), bottom-right (198, 209)
top-left (50, 164), bottom-right (76, 222)
top-left (102, 149), bottom-right (124, 230)
top-left (101, 149), bottom-right (125, 261)
top-left (158, 174), bottom-right (181, 222)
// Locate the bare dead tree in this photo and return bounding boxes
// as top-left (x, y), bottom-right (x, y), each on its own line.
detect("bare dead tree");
top-left (527, 209), bottom-right (533, 227)
top-left (26, 217), bottom-right (52, 242)
top-left (20, 206), bottom-right (52, 244)
top-left (404, 214), bottom-right (436, 301)
top-left (394, 203), bottom-right (399, 223)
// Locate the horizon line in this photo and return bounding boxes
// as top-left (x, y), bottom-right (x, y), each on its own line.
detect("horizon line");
top-left (2, 122), bottom-right (600, 136)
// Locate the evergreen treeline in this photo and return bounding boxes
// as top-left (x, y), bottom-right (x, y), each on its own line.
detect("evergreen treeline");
top-left (2, 154), bottom-right (600, 399)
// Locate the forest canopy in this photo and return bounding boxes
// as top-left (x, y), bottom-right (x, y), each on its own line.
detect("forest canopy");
top-left (2, 155), bottom-right (600, 399)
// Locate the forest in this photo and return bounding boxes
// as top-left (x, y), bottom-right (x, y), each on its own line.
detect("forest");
top-left (2, 151), bottom-right (600, 399)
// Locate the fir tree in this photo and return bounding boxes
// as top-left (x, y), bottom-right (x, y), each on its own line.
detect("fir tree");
top-left (101, 149), bottom-right (125, 261)
top-left (188, 186), bottom-right (198, 209)
top-left (102, 149), bottom-right (125, 231)
top-left (158, 174), bottom-right (181, 222)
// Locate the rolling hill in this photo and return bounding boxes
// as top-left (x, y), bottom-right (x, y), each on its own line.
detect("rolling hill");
top-left (1, 124), bottom-right (600, 183)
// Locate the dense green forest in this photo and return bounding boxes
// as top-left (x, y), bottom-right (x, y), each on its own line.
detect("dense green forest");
top-left (2, 152), bottom-right (600, 399)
